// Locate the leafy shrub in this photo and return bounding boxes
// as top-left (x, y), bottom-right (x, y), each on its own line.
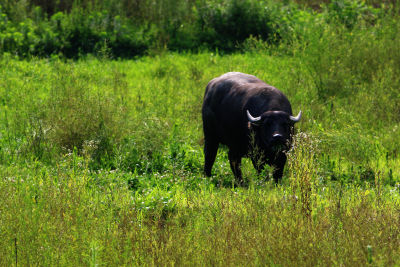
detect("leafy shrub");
top-left (196, 0), bottom-right (279, 51)
top-left (323, 0), bottom-right (382, 29)
top-left (0, 5), bottom-right (152, 58)
top-left (0, 0), bottom-right (301, 57)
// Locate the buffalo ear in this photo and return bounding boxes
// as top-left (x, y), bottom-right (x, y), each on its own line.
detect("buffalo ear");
top-left (247, 121), bottom-right (261, 129)
top-left (247, 110), bottom-right (262, 129)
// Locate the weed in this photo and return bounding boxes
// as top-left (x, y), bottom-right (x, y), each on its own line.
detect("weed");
top-left (287, 132), bottom-right (319, 218)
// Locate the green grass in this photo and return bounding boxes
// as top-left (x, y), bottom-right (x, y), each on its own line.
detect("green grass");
top-left (1, 47), bottom-right (399, 179)
top-left (0, 52), bottom-right (399, 265)
top-left (1, 6), bottom-right (400, 265)
top-left (1, 162), bottom-right (399, 265)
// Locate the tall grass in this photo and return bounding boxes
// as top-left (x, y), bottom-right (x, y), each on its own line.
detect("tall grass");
top-left (0, 1), bottom-right (400, 265)
top-left (0, 31), bottom-right (399, 177)
top-left (287, 132), bottom-right (319, 218)
top-left (0, 49), bottom-right (399, 264)
top-left (1, 161), bottom-right (399, 265)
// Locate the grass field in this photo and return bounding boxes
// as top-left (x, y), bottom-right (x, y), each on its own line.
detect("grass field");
top-left (1, 50), bottom-right (399, 265)
top-left (1, 1), bottom-right (400, 266)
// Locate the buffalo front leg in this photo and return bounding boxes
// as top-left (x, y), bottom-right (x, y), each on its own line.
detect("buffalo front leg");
top-left (272, 153), bottom-right (287, 183)
top-left (204, 138), bottom-right (219, 177)
top-left (251, 156), bottom-right (266, 175)
top-left (228, 150), bottom-right (244, 186)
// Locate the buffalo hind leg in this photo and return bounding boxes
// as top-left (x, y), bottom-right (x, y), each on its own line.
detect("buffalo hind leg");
top-left (228, 151), bottom-right (244, 186)
top-left (204, 138), bottom-right (218, 177)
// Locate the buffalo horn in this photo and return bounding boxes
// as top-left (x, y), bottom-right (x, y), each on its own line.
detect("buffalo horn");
top-left (246, 110), bottom-right (261, 123)
top-left (290, 111), bottom-right (302, 122)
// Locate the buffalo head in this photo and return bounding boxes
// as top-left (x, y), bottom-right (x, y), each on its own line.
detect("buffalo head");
top-left (247, 110), bottom-right (301, 152)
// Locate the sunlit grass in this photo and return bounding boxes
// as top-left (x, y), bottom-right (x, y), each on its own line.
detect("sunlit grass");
top-left (0, 159), bottom-right (399, 265)
top-left (1, 10), bottom-right (400, 265)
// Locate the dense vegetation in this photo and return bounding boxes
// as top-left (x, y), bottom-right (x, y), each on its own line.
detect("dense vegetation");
top-left (0, 0), bottom-right (400, 265)
top-left (0, 0), bottom-right (394, 57)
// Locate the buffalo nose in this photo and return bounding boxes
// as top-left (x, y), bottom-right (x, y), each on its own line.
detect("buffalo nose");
top-left (273, 133), bottom-right (283, 139)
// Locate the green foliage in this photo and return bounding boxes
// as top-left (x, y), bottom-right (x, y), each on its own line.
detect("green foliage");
top-left (195, 0), bottom-right (280, 51)
top-left (294, 14), bottom-right (400, 163)
top-left (0, 0), bottom-right (393, 58)
top-left (323, 0), bottom-right (382, 29)
top-left (287, 132), bottom-right (319, 217)
top-left (0, 5), bottom-right (151, 58)
top-left (0, 163), bottom-right (399, 265)
top-left (0, 1), bottom-right (400, 265)
top-left (0, 0), bottom-right (383, 58)
top-left (1, 31), bottom-right (399, 177)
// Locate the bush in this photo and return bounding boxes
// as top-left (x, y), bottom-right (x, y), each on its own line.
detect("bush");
top-left (323, 0), bottom-right (382, 29)
top-left (0, 0), bottom-right (301, 57)
top-left (0, 5), bottom-right (152, 58)
top-left (0, 0), bottom-right (390, 58)
top-left (196, 0), bottom-right (280, 51)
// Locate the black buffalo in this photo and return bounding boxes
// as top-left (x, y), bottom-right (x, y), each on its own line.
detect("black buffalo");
top-left (202, 72), bottom-right (301, 184)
